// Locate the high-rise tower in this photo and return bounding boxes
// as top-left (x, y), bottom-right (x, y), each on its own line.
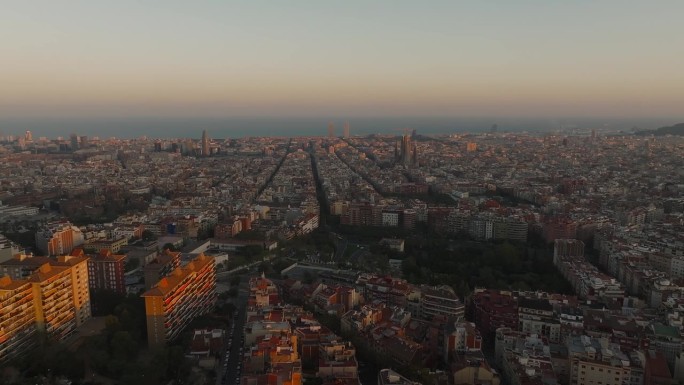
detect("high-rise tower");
top-left (400, 133), bottom-right (411, 165)
top-left (327, 121), bottom-right (335, 138)
top-left (70, 134), bottom-right (79, 150)
top-left (343, 121), bottom-right (350, 138)
top-left (201, 130), bottom-right (210, 156)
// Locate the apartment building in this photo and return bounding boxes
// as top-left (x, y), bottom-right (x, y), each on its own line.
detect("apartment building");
top-left (445, 321), bottom-right (482, 357)
top-left (518, 298), bottom-right (561, 343)
top-left (0, 234), bottom-right (20, 263)
top-left (249, 273), bottom-right (280, 308)
top-left (141, 253), bottom-right (216, 347)
top-left (54, 254), bottom-right (91, 326)
top-left (143, 249), bottom-right (181, 290)
top-left (82, 236), bottom-right (127, 254)
top-left (317, 340), bottom-right (358, 380)
top-left (0, 276), bottom-right (37, 363)
top-left (35, 221), bottom-right (85, 256)
top-left (1, 254), bottom-right (50, 280)
top-left (451, 350), bottom-right (501, 385)
top-left (29, 263), bottom-right (77, 341)
top-left (420, 285), bottom-right (465, 320)
top-left (241, 329), bottom-right (303, 385)
top-left (567, 335), bottom-right (631, 385)
top-left (1, 253), bottom-right (91, 327)
top-left (86, 249), bottom-right (126, 294)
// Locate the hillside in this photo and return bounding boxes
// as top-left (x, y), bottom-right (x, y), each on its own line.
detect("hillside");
top-left (636, 122), bottom-right (684, 136)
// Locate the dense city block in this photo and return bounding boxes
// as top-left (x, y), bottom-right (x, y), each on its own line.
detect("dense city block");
top-left (0, 130), bottom-right (682, 385)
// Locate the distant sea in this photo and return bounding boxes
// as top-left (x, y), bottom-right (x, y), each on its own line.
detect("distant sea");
top-left (0, 117), bottom-right (677, 139)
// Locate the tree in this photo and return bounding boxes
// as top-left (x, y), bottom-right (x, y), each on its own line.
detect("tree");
top-left (118, 362), bottom-right (149, 385)
top-left (241, 244), bottom-right (263, 257)
top-left (303, 271), bottom-right (315, 284)
top-left (230, 276), bottom-right (241, 287)
top-left (227, 287), bottom-right (239, 297)
top-left (166, 345), bottom-right (192, 380)
top-left (110, 331), bottom-right (138, 361)
top-left (402, 256), bottom-right (419, 278)
top-left (105, 315), bottom-right (122, 334)
top-left (142, 230), bottom-right (157, 241)
top-left (124, 258), bottom-right (140, 272)
top-left (91, 289), bottom-right (126, 316)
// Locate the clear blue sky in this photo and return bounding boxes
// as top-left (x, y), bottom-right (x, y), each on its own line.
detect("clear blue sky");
top-left (2, 1), bottom-right (683, 119)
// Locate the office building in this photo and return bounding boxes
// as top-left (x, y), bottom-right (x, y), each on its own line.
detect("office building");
top-left (142, 253), bottom-right (216, 347)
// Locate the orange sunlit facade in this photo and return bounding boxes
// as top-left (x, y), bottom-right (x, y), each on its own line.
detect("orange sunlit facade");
top-left (55, 255), bottom-right (91, 326)
top-left (142, 253), bottom-right (216, 347)
top-left (29, 263), bottom-right (77, 341)
top-left (1, 253), bottom-right (91, 326)
top-left (0, 254), bottom-right (91, 362)
top-left (0, 276), bottom-right (37, 363)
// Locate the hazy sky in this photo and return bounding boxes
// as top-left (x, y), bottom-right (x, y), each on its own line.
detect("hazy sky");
top-left (2, 1), bottom-right (683, 119)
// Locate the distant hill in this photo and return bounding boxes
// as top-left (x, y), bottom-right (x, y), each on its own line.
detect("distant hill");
top-left (635, 122), bottom-right (684, 136)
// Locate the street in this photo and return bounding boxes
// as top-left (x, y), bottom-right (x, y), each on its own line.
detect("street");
top-left (216, 274), bottom-right (251, 385)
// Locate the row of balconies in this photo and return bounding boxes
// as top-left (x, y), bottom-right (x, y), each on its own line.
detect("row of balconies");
top-left (0, 327), bottom-right (37, 362)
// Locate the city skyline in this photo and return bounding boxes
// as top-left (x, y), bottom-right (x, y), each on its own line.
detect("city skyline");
top-left (2, 1), bottom-right (684, 122)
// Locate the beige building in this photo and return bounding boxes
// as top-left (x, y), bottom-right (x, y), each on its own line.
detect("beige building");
top-left (567, 336), bottom-right (631, 385)
top-left (452, 351), bottom-right (501, 385)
